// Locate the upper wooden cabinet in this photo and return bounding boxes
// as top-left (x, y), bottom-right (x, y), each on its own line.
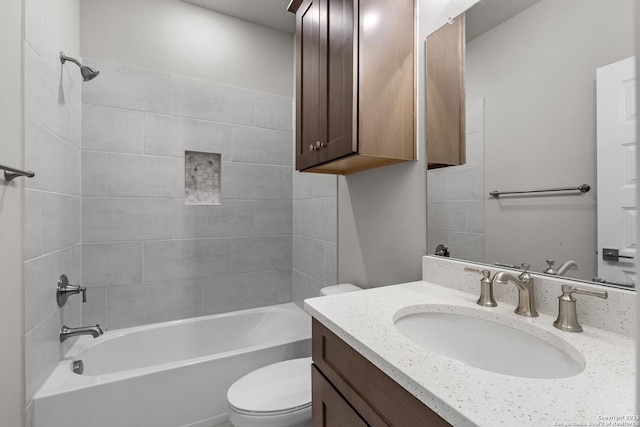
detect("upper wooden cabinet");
top-left (289, 0), bottom-right (416, 175)
top-left (426, 14), bottom-right (466, 169)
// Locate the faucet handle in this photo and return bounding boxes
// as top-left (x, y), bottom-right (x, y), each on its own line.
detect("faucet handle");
top-left (464, 266), bottom-right (497, 307)
top-left (554, 285), bottom-right (608, 332)
top-left (544, 260), bottom-right (557, 275)
top-left (464, 266), bottom-right (491, 279)
top-left (435, 244), bottom-right (450, 257)
top-left (561, 285), bottom-right (608, 300)
top-left (518, 263), bottom-right (532, 281)
top-left (57, 275), bottom-right (88, 307)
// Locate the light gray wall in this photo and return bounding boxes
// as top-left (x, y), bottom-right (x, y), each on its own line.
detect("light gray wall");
top-left (290, 20), bottom-right (338, 301)
top-left (292, 173), bottom-right (338, 301)
top-left (466, 0), bottom-right (634, 280)
top-left (78, 0), bottom-right (297, 329)
top-left (338, 162), bottom-right (427, 287)
top-left (80, 59), bottom-right (294, 329)
top-left (22, 0), bottom-right (83, 421)
top-left (427, 98), bottom-right (485, 263)
top-left (337, 0), bottom-right (478, 288)
top-left (0, 0), bottom-right (24, 425)
top-left (79, 0), bottom-right (294, 97)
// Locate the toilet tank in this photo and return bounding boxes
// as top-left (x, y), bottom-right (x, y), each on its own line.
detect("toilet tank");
top-left (320, 284), bottom-right (362, 296)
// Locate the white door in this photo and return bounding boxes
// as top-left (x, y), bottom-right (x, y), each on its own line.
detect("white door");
top-left (596, 56), bottom-right (636, 286)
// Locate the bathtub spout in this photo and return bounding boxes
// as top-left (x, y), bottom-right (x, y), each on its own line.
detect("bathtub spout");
top-left (60, 324), bottom-right (104, 342)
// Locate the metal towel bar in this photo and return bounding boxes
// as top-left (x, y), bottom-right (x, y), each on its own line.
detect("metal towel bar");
top-left (1, 163), bottom-right (35, 182)
top-left (489, 184), bottom-right (590, 198)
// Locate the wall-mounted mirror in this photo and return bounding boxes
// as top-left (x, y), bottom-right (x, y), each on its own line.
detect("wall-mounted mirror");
top-left (427, 0), bottom-right (636, 290)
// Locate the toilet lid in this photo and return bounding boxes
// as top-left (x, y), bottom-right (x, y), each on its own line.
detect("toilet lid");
top-left (227, 357), bottom-right (312, 415)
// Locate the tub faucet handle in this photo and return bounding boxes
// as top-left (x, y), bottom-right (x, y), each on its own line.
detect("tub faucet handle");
top-left (56, 274), bottom-right (87, 307)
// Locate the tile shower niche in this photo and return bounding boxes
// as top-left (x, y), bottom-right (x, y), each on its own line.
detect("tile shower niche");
top-left (185, 151), bottom-right (221, 205)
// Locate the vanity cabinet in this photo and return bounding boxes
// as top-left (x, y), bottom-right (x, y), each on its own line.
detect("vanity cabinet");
top-left (288, 0), bottom-right (416, 175)
top-left (311, 319), bottom-right (452, 426)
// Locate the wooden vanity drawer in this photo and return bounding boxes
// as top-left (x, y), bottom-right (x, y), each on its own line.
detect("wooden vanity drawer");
top-left (312, 319), bottom-right (451, 426)
top-left (312, 365), bottom-right (368, 427)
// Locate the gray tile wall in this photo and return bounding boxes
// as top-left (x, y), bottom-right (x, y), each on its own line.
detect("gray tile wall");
top-left (292, 172), bottom-right (338, 302)
top-left (81, 59), bottom-right (295, 330)
top-left (22, 0), bottom-right (82, 417)
top-left (427, 98), bottom-right (486, 263)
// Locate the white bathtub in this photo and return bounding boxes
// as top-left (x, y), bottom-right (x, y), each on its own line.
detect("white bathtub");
top-left (33, 303), bottom-right (311, 427)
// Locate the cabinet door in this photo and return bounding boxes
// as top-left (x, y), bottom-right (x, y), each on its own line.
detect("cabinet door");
top-left (296, 0), bottom-right (322, 170)
top-left (312, 319), bottom-right (452, 426)
top-left (426, 13), bottom-right (466, 169)
top-left (296, 0), bottom-right (357, 171)
top-left (318, 0), bottom-right (357, 164)
top-left (312, 365), bottom-right (369, 427)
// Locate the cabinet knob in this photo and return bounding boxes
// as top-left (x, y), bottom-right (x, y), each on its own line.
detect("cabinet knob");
top-left (315, 141), bottom-right (321, 149)
top-left (309, 144), bottom-right (315, 151)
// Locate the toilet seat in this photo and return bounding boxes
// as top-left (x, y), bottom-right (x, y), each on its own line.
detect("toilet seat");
top-left (227, 357), bottom-right (312, 417)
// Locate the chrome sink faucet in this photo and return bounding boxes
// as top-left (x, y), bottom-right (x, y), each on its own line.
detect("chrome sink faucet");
top-left (544, 259), bottom-right (579, 276)
top-left (492, 264), bottom-right (539, 317)
top-left (556, 260), bottom-right (579, 275)
top-left (59, 324), bottom-right (104, 342)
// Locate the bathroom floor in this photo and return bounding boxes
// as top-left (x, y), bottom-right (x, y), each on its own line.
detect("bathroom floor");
top-left (214, 422), bottom-right (234, 427)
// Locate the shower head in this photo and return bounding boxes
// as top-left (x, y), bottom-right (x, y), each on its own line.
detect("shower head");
top-left (60, 51), bottom-right (100, 82)
top-left (80, 65), bottom-right (100, 82)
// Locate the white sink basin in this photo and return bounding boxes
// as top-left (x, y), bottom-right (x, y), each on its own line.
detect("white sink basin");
top-left (394, 307), bottom-right (585, 379)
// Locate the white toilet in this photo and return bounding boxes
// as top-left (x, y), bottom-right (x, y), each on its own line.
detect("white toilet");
top-left (226, 284), bottom-right (362, 427)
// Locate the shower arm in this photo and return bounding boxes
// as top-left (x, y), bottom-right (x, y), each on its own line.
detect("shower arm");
top-left (60, 52), bottom-right (82, 68)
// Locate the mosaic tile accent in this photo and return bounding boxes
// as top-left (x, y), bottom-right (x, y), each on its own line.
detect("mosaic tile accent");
top-left (185, 151), bottom-right (221, 205)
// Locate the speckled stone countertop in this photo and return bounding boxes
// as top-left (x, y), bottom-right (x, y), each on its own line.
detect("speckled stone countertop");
top-left (304, 281), bottom-right (636, 427)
